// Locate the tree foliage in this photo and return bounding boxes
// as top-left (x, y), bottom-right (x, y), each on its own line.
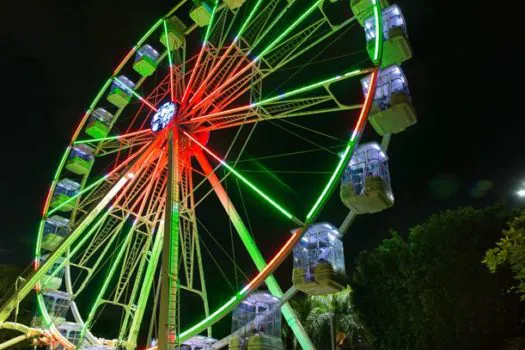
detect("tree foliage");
top-left (282, 288), bottom-right (370, 349)
top-left (307, 288), bottom-right (369, 349)
top-left (352, 205), bottom-right (524, 350)
top-left (484, 208), bottom-right (525, 300)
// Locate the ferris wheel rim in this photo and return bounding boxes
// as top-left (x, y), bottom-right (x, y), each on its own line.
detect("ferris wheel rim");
top-left (32, 0), bottom-right (386, 348)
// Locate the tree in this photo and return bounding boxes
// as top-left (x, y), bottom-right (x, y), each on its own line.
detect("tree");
top-left (484, 208), bottom-right (525, 300)
top-left (352, 205), bottom-right (524, 350)
top-left (307, 287), bottom-right (370, 349)
top-left (282, 289), bottom-right (370, 349)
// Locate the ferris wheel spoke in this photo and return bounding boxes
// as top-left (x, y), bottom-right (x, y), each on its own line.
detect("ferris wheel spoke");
top-left (189, 0), bottom-right (322, 115)
top-left (259, 16), bottom-right (327, 70)
top-left (188, 134), bottom-right (301, 225)
top-left (69, 150), bottom-right (166, 294)
top-left (194, 148), bottom-right (315, 348)
top-left (187, 67), bottom-right (370, 131)
top-left (77, 151), bottom-right (167, 341)
top-left (68, 211), bottom-right (129, 297)
top-left (263, 13), bottom-right (358, 73)
top-left (239, 0), bottom-right (280, 49)
top-left (79, 223), bottom-right (135, 341)
top-left (71, 138), bottom-right (157, 223)
top-left (177, 163), bottom-right (211, 334)
top-left (74, 129), bottom-right (153, 147)
top-left (0, 135), bottom-right (163, 325)
top-left (113, 77), bottom-right (158, 113)
top-left (46, 140), bottom-right (152, 218)
top-left (207, 6), bottom-right (236, 49)
top-left (185, 0), bottom-right (265, 108)
top-left (199, 64), bottom-right (261, 118)
top-left (163, 20), bottom-right (176, 103)
top-left (74, 129), bottom-right (155, 158)
top-left (180, 1), bottom-right (220, 104)
top-left (184, 44), bottom-right (255, 117)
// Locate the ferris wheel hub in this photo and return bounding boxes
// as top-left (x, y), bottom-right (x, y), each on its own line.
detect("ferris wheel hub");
top-left (151, 101), bottom-right (178, 132)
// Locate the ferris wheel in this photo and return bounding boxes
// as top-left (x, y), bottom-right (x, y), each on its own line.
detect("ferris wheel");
top-left (0, 0), bottom-right (416, 349)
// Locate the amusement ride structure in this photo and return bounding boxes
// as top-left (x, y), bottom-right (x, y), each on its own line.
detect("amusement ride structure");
top-left (0, 0), bottom-right (416, 349)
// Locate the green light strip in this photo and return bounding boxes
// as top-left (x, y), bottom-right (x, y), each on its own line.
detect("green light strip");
top-left (47, 175), bottom-right (108, 216)
top-left (138, 18), bottom-right (164, 47)
top-left (204, 1), bottom-right (219, 44)
top-left (163, 19), bottom-right (175, 103)
top-left (41, 211), bottom-right (111, 285)
top-left (186, 132), bottom-right (297, 222)
top-left (89, 79), bottom-right (113, 111)
top-left (36, 146), bottom-right (72, 256)
top-left (372, 0), bottom-right (382, 62)
top-left (34, 219), bottom-right (46, 260)
top-left (179, 295), bottom-right (239, 340)
top-left (114, 77), bottom-right (158, 112)
top-left (218, 158), bottom-right (295, 221)
top-left (81, 224), bottom-right (135, 339)
top-left (127, 223), bottom-right (164, 345)
top-left (53, 148), bottom-right (72, 182)
top-left (258, 69), bottom-right (364, 104)
top-left (257, 0), bottom-right (323, 59)
top-left (306, 143), bottom-right (353, 220)
top-left (305, 0), bottom-right (383, 221)
top-left (194, 68), bottom-right (366, 121)
top-left (74, 129), bottom-right (151, 145)
top-left (236, 0), bottom-right (264, 40)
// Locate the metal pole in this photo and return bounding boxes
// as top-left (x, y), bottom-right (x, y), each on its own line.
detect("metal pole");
top-left (0, 334), bottom-right (29, 350)
top-left (158, 129), bottom-right (180, 349)
top-left (195, 150), bottom-right (315, 350)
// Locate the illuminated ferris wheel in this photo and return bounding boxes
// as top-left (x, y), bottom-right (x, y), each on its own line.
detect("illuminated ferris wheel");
top-left (0, 0), bottom-right (416, 349)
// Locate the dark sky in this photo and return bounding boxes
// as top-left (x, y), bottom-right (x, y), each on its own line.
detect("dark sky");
top-left (0, 0), bottom-right (522, 341)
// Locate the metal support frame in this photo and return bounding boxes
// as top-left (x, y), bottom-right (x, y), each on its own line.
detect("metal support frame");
top-left (158, 129), bottom-right (181, 349)
top-left (195, 149), bottom-right (316, 350)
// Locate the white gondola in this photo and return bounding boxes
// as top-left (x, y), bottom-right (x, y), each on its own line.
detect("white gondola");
top-left (50, 179), bottom-right (80, 212)
top-left (223, 0), bottom-right (246, 10)
top-left (41, 215), bottom-right (69, 251)
top-left (160, 15), bottom-right (187, 50)
top-left (229, 292), bottom-right (283, 350)
top-left (190, 0), bottom-right (213, 27)
top-left (66, 145), bottom-right (95, 175)
top-left (85, 108), bottom-right (114, 138)
top-left (361, 65), bottom-right (416, 135)
top-left (56, 322), bottom-right (84, 349)
top-left (293, 223), bottom-right (346, 295)
top-left (178, 335), bottom-right (217, 350)
top-left (341, 142), bottom-right (394, 213)
top-left (42, 290), bottom-right (71, 325)
top-left (364, 4), bottom-right (412, 66)
top-left (133, 44), bottom-right (160, 77)
top-left (39, 255), bottom-right (65, 290)
top-left (107, 75), bottom-right (135, 108)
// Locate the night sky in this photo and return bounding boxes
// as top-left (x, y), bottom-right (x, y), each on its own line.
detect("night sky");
top-left (0, 0), bottom-right (521, 341)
